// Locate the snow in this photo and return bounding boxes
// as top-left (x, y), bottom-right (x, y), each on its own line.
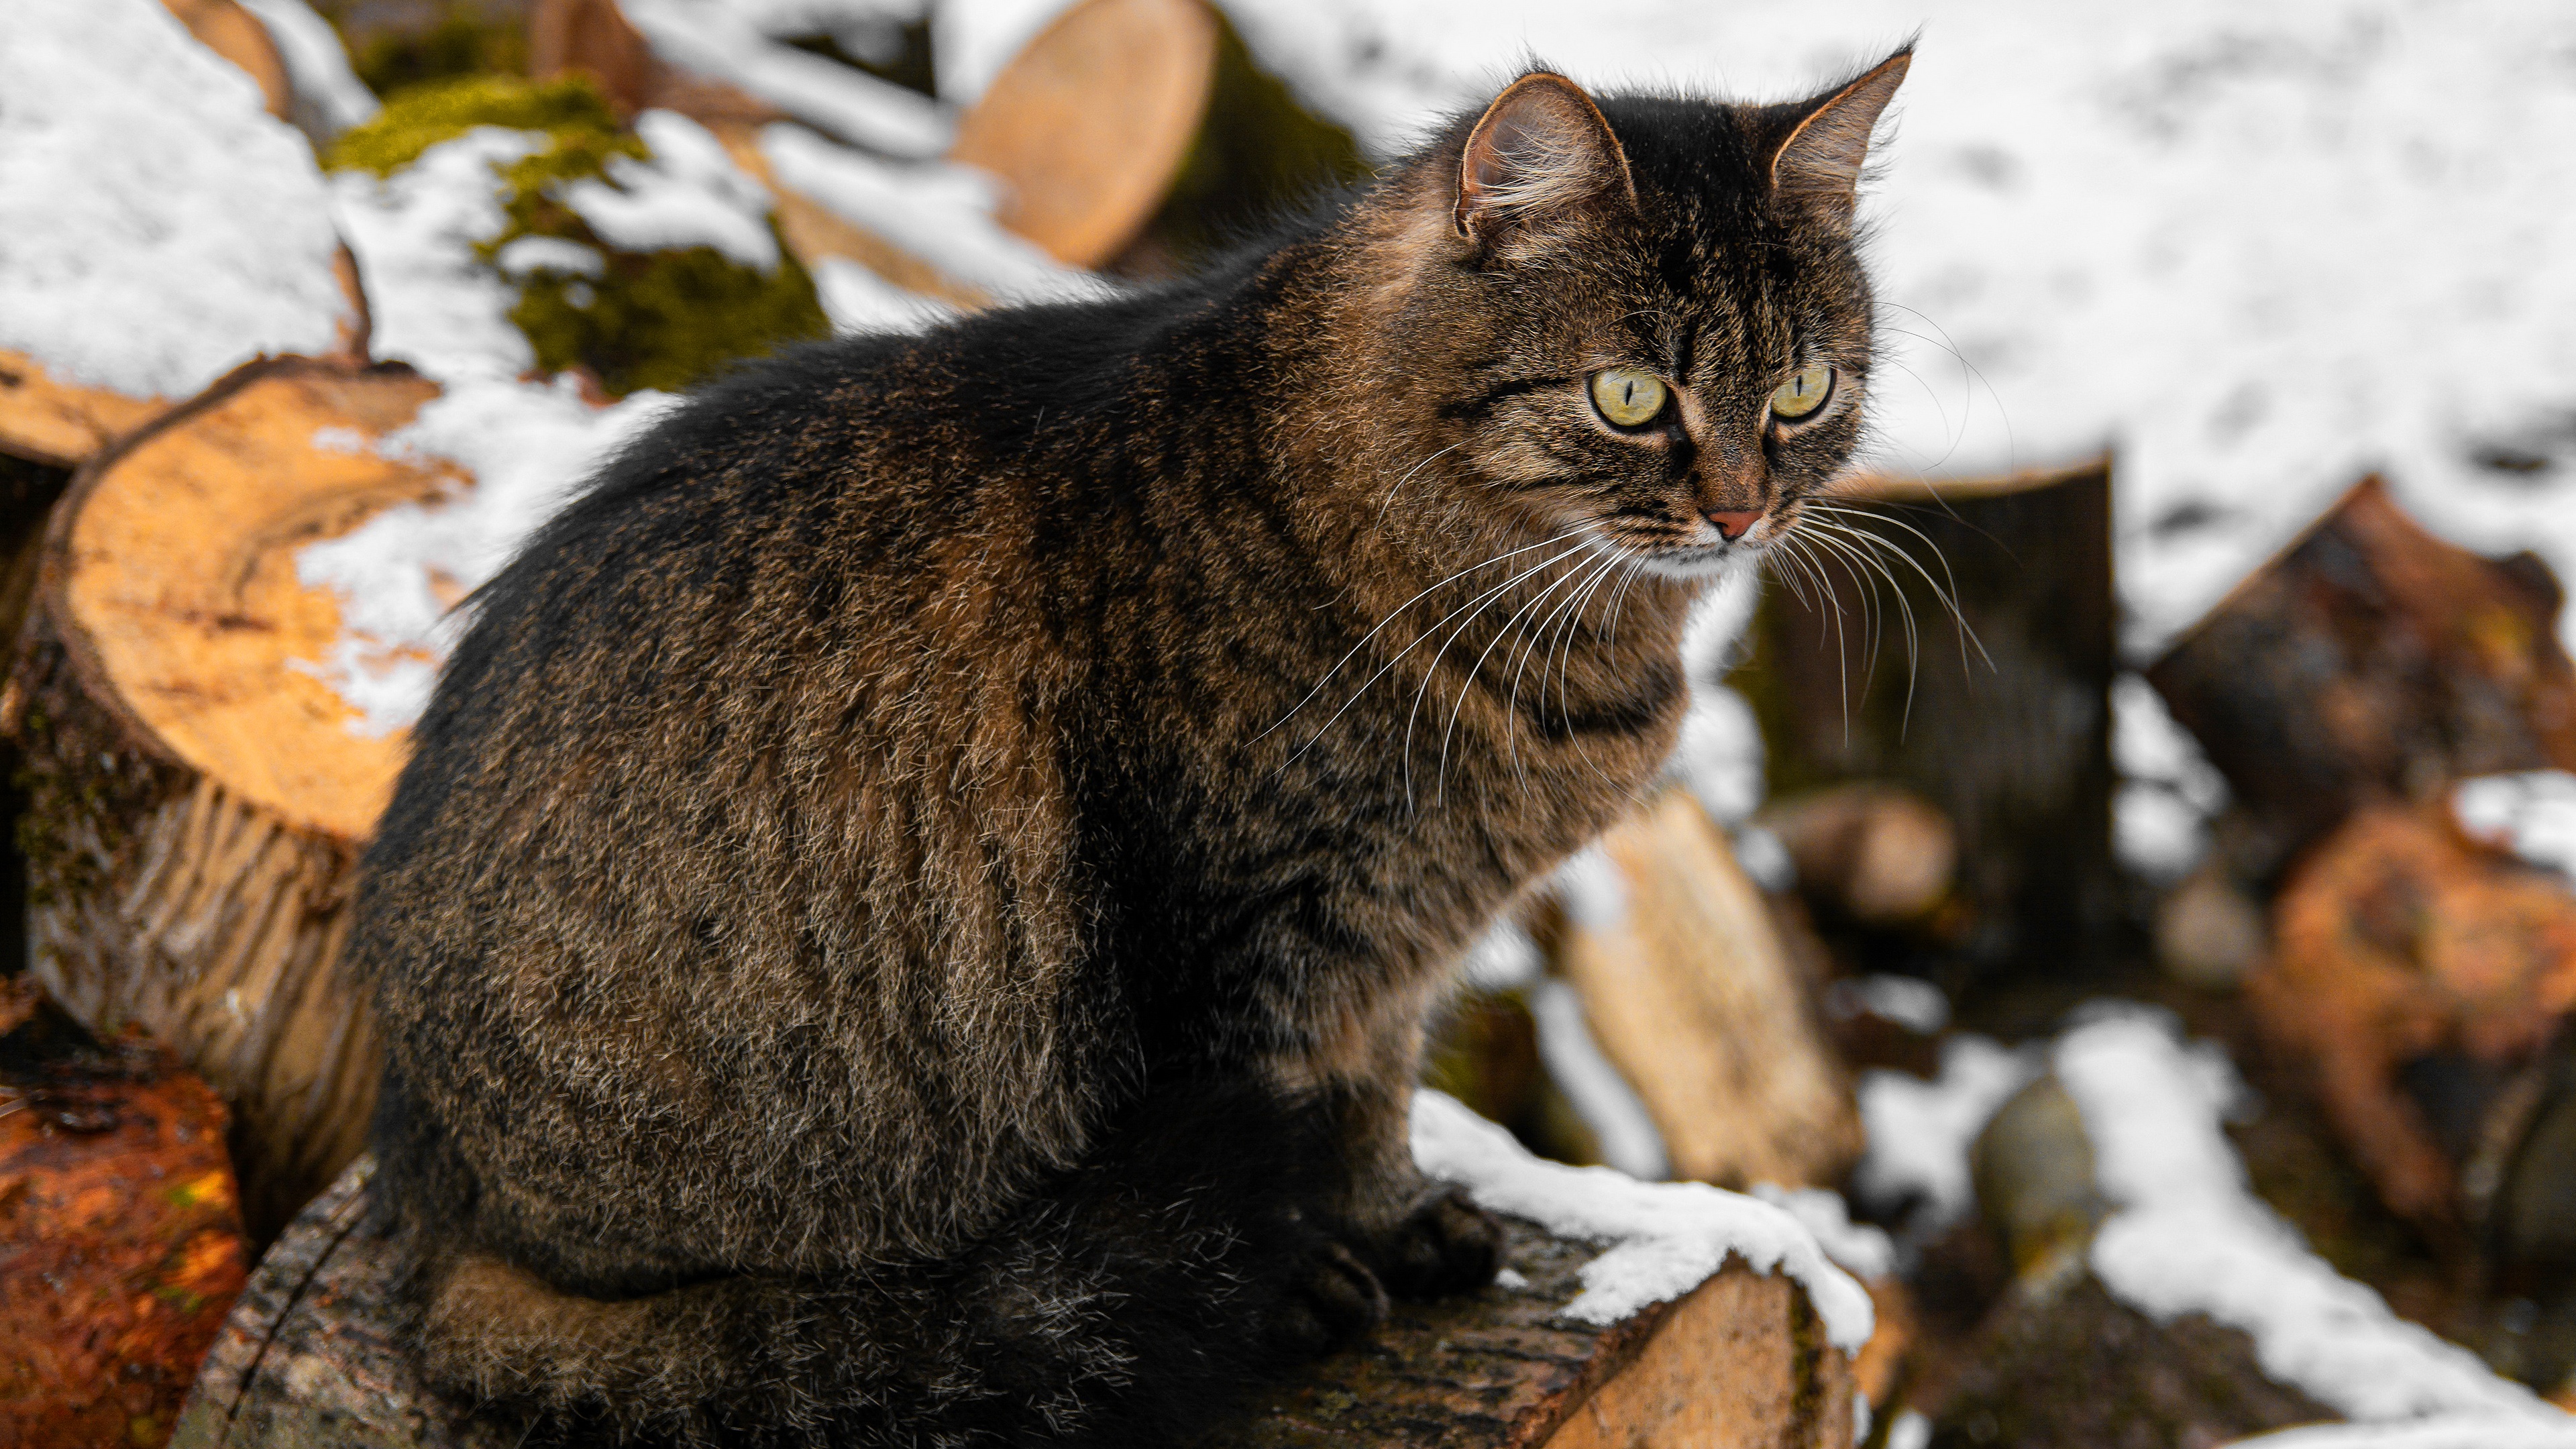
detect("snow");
top-left (0, 0), bottom-right (351, 399)
top-left (330, 127), bottom-right (543, 382)
top-left (811, 256), bottom-right (957, 335)
top-left (495, 236), bottom-right (608, 280)
top-left (2114, 671), bottom-right (2230, 881)
top-left (1826, 974), bottom-right (1953, 1036)
top-left (1216, 0), bottom-right (2576, 660)
top-left (1849, 1033), bottom-right (2039, 1230)
top-left (1459, 918), bottom-right (1542, 992)
top-left (2059, 1008), bottom-right (2572, 1429)
top-left (292, 377), bottom-right (680, 734)
top-left (235, 0), bottom-right (380, 143)
top-left (1750, 1182), bottom-right (1899, 1282)
top-left (757, 122), bottom-right (1101, 304)
top-left (1527, 979), bottom-right (1668, 1183)
top-left (2236, 1419), bottom-right (2576, 1449)
top-left (555, 111), bottom-right (782, 270)
top-left (1410, 1088), bottom-right (1876, 1351)
top-left (928, 0), bottom-right (1068, 105)
top-left (2453, 771), bottom-right (2576, 880)
top-left (622, 0), bottom-right (950, 158)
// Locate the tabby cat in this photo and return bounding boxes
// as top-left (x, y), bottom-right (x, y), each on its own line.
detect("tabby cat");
top-left (353, 50), bottom-right (1911, 1447)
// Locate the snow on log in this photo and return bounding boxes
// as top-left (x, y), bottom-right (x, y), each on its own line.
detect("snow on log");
top-left (0, 0), bottom-right (360, 467)
top-left (1552, 792), bottom-right (1863, 1190)
top-left (2, 358), bottom-right (458, 1237)
top-left (172, 1100), bottom-right (1868, 1449)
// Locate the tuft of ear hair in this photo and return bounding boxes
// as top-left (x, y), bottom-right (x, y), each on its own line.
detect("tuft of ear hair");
top-left (1770, 48), bottom-right (1912, 218)
top-left (1454, 72), bottom-right (1637, 240)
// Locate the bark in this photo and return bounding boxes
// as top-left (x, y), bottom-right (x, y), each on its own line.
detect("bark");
top-left (4, 357), bottom-right (451, 1237)
top-left (2147, 475), bottom-right (2576, 876)
top-left (170, 1155), bottom-right (1861, 1449)
top-left (0, 979), bottom-right (252, 1449)
top-left (1740, 460), bottom-right (2121, 996)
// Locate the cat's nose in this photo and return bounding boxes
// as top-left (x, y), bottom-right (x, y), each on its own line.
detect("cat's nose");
top-left (1706, 510), bottom-right (1762, 541)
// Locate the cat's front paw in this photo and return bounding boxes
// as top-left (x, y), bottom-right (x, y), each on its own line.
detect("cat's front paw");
top-left (1373, 1187), bottom-right (1503, 1300)
top-left (1268, 1240), bottom-right (1390, 1359)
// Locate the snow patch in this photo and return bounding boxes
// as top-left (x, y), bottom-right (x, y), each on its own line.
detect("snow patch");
top-left (1750, 1183), bottom-right (1898, 1282)
top-left (2453, 771), bottom-right (2576, 881)
top-left (1527, 979), bottom-right (1666, 1183)
top-left (293, 376), bottom-right (680, 734)
top-left (2234, 1418), bottom-right (2576, 1448)
top-left (1410, 1089), bottom-right (1874, 1352)
top-left (329, 127), bottom-right (543, 382)
top-left (811, 257), bottom-right (957, 335)
top-left (555, 111), bottom-right (781, 270)
top-left (623, 0), bottom-right (949, 157)
top-left (236, 0), bottom-right (380, 142)
top-left (1849, 1034), bottom-right (2041, 1230)
top-left (0, 0), bottom-right (350, 398)
top-left (2059, 1008), bottom-right (2569, 1428)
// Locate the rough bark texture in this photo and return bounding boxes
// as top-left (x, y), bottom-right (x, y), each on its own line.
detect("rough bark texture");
top-left (2147, 475), bottom-right (2576, 877)
top-left (171, 1156), bottom-right (1859, 1449)
top-left (1, 979), bottom-right (252, 1449)
top-left (2, 358), bottom-right (448, 1236)
top-left (1740, 461), bottom-right (2120, 997)
top-left (1558, 790), bottom-right (1863, 1188)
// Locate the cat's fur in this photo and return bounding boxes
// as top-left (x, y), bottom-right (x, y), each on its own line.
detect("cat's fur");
top-left (354, 52), bottom-right (1909, 1448)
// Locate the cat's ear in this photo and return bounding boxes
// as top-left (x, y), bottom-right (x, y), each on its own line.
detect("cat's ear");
top-left (1454, 72), bottom-right (1636, 241)
top-left (1769, 48), bottom-right (1911, 218)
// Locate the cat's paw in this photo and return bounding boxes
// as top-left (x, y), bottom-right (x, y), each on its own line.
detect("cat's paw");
top-left (1374, 1187), bottom-right (1503, 1301)
top-left (1268, 1240), bottom-right (1389, 1358)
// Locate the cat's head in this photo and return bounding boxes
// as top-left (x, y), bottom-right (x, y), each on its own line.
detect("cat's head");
top-left (1362, 52), bottom-right (1909, 579)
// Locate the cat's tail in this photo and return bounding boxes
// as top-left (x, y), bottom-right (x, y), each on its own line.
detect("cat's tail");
top-left (403, 1086), bottom-right (1381, 1448)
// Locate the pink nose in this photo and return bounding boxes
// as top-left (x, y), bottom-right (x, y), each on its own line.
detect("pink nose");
top-left (1707, 511), bottom-right (1761, 541)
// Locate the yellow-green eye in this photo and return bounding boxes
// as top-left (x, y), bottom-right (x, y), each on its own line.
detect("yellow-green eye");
top-left (1770, 364), bottom-right (1835, 421)
top-left (1589, 368), bottom-right (1668, 428)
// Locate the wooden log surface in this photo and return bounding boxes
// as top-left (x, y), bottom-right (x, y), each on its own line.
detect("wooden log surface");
top-left (1556, 791), bottom-right (1862, 1189)
top-left (3, 357), bottom-right (450, 1235)
top-left (170, 1155), bottom-right (1856, 1449)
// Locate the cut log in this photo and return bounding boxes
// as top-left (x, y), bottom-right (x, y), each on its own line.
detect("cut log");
top-left (161, 0), bottom-right (294, 123)
top-left (0, 350), bottom-right (175, 472)
top-left (948, 0), bottom-right (1221, 267)
top-left (2147, 475), bottom-right (2576, 875)
top-left (1555, 790), bottom-right (1863, 1189)
top-left (5, 356), bottom-right (455, 1236)
top-left (2250, 802), bottom-right (2576, 1235)
top-left (170, 1154), bottom-right (1858, 1449)
top-left (1737, 459), bottom-right (2120, 998)
top-left (1, 978), bottom-right (252, 1449)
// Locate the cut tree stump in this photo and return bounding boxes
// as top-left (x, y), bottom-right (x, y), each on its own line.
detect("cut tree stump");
top-left (1555, 790), bottom-right (1863, 1189)
top-left (169, 1155), bottom-right (1857, 1449)
top-left (5, 356), bottom-right (455, 1237)
top-left (1, 978), bottom-right (252, 1449)
top-left (1738, 459), bottom-right (2120, 998)
top-left (949, 0), bottom-right (1221, 268)
top-left (2147, 474), bottom-right (2576, 874)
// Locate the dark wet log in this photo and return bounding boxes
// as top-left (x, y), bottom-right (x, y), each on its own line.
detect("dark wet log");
top-left (171, 1156), bottom-right (1860, 1449)
top-left (1739, 460), bottom-right (2119, 995)
top-left (2147, 475), bottom-right (2576, 875)
top-left (0, 978), bottom-right (252, 1449)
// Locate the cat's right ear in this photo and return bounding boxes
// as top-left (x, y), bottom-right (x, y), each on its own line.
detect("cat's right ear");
top-left (1453, 72), bottom-right (1637, 241)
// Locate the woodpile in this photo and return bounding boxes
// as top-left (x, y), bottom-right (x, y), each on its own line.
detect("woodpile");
top-left (168, 1155), bottom-right (1861, 1449)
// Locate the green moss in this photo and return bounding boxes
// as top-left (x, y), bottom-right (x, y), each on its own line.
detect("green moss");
top-left (325, 73), bottom-right (629, 178)
top-left (326, 74), bottom-right (828, 397)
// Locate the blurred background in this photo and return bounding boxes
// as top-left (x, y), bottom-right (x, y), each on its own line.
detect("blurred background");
top-left (2, 2), bottom-right (2574, 1446)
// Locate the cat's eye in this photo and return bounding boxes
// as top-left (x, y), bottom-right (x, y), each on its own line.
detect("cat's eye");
top-left (1770, 364), bottom-right (1835, 421)
top-left (1589, 368), bottom-right (1668, 429)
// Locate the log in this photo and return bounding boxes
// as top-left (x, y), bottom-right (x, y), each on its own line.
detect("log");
top-left (1554, 790), bottom-right (1863, 1189)
top-left (2249, 802), bottom-right (2576, 1235)
top-left (0, 350), bottom-right (175, 472)
top-left (170, 1155), bottom-right (1858, 1449)
top-left (1, 978), bottom-right (252, 1449)
top-left (5, 356), bottom-right (454, 1236)
top-left (947, 0), bottom-right (1221, 268)
top-left (1737, 459), bottom-right (2120, 998)
top-left (2147, 475), bottom-right (2576, 875)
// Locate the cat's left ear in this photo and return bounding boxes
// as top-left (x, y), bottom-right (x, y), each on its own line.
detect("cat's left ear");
top-left (1769, 48), bottom-right (1912, 219)
top-left (1454, 72), bottom-right (1637, 241)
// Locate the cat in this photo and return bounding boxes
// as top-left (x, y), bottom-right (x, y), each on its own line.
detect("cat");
top-left (351, 48), bottom-right (1910, 1448)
